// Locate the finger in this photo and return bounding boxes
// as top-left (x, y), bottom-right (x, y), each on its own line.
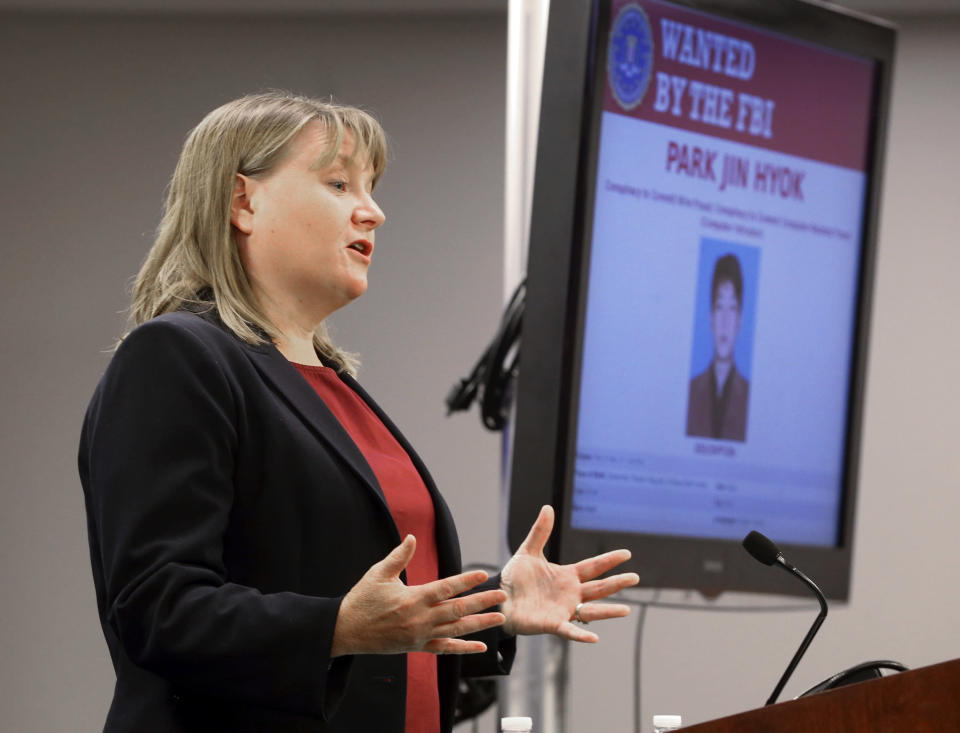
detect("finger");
top-left (420, 569), bottom-right (490, 604)
top-left (431, 589), bottom-right (508, 623)
top-left (517, 504), bottom-right (554, 555)
top-left (554, 620), bottom-right (599, 644)
top-left (579, 572), bottom-right (640, 601)
top-left (423, 638), bottom-right (488, 655)
top-left (570, 602), bottom-right (631, 623)
top-left (433, 610), bottom-right (506, 639)
top-left (573, 549), bottom-right (632, 582)
top-left (376, 534), bottom-right (417, 579)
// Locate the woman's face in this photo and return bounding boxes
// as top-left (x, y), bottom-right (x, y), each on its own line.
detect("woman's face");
top-left (235, 121), bottom-right (385, 323)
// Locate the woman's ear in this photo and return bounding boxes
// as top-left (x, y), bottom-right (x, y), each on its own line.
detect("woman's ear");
top-left (231, 173), bottom-right (256, 235)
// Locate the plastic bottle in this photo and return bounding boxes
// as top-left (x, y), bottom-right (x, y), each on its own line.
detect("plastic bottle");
top-left (652, 713), bottom-right (682, 731)
top-left (501, 716), bottom-right (533, 732)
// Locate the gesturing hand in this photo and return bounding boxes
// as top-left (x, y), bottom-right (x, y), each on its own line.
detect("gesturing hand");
top-left (332, 534), bottom-right (507, 657)
top-left (500, 505), bottom-right (639, 643)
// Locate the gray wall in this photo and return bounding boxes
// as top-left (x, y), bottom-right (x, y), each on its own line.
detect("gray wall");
top-left (0, 11), bottom-right (506, 730)
top-left (1, 6), bottom-right (959, 733)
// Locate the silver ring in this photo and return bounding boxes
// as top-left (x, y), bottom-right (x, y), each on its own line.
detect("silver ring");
top-left (574, 602), bottom-right (588, 625)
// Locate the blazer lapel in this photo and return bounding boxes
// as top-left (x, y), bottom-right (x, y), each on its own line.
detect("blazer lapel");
top-left (241, 343), bottom-right (392, 517)
top-left (214, 309), bottom-right (461, 577)
top-left (341, 372), bottom-right (462, 577)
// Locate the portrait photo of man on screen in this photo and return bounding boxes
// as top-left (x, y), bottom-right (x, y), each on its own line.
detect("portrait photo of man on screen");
top-left (686, 252), bottom-right (751, 442)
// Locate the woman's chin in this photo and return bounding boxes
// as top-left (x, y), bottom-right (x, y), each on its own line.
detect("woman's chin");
top-left (346, 278), bottom-right (369, 301)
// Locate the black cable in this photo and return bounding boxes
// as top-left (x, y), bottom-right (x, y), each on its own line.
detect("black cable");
top-left (797, 660), bottom-right (908, 698)
top-left (633, 590), bottom-right (660, 733)
top-left (446, 279), bottom-right (525, 431)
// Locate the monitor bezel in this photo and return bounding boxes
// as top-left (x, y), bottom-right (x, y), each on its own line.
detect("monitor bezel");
top-left (506, 0), bottom-right (895, 600)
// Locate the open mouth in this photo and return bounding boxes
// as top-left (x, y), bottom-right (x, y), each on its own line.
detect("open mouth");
top-left (347, 240), bottom-right (373, 257)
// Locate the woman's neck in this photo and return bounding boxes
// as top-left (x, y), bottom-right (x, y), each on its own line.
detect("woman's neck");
top-left (275, 333), bottom-right (322, 366)
top-left (254, 287), bottom-right (326, 366)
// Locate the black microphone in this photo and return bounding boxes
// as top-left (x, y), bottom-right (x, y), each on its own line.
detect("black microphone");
top-left (742, 530), bottom-right (829, 705)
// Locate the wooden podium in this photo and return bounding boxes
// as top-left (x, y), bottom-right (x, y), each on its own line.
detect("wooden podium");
top-left (681, 658), bottom-right (960, 733)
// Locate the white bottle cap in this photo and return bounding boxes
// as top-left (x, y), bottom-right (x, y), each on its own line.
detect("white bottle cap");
top-left (501, 716), bottom-right (533, 731)
top-left (653, 714), bottom-right (682, 728)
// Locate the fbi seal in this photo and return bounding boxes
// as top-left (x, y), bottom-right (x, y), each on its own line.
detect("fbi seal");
top-left (608, 3), bottom-right (654, 111)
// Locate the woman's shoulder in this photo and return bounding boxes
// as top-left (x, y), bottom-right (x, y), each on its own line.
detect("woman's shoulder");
top-left (122, 310), bottom-right (253, 355)
top-left (129, 308), bottom-right (227, 338)
top-left (108, 310), bottom-right (262, 386)
top-left (87, 310), bottom-right (259, 419)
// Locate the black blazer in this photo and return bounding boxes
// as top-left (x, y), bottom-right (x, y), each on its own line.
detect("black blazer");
top-left (79, 310), bottom-right (514, 732)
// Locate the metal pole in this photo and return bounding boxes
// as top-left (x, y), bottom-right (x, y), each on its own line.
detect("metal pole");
top-left (497, 635), bottom-right (569, 732)
top-left (500, 1), bottom-right (569, 731)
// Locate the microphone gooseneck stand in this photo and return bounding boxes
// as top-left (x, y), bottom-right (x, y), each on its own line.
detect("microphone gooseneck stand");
top-left (763, 561), bottom-right (828, 705)
top-left (742, 531), bottom-right (829, 706)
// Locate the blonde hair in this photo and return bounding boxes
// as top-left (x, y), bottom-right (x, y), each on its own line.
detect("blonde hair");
top-left (129, 91), bottom-right (388, 375)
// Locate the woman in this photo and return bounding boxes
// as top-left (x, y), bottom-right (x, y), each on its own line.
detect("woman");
top-left (79, 91), bottom-right (638, 732)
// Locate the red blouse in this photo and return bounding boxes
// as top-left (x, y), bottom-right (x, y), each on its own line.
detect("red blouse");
top-left (294, 363), bottom-right (441, 733)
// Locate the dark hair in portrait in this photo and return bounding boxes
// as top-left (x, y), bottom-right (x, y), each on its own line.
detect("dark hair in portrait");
top-left (711, 253), bottom-right (743, 307)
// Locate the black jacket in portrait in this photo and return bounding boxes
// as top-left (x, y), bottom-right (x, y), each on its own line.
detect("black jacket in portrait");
top-left (685, 362), bottom-right (750, 442)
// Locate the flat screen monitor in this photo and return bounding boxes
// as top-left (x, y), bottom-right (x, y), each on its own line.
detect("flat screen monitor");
top-left (507, 0), bottom-right (895, 600)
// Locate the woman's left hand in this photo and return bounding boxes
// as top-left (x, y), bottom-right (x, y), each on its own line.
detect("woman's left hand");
top-left (500, 505), bottom-right (639, 642)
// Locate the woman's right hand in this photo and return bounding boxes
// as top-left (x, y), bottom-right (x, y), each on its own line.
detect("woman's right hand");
top-left (331, 535), bottom-right (507, 657)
